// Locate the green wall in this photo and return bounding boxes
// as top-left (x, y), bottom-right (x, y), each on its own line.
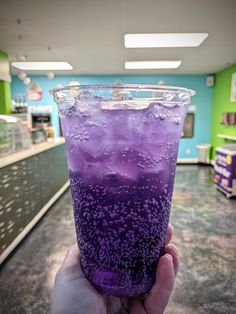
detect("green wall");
top-left (211, 64), bottom-right (236, 158)
top-left (0, 50), bottom-right (11, 114)
top-left (0, 80), bottom-right (11, 114)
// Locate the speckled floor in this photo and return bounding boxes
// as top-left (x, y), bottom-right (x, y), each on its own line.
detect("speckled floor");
top-left (0, 165), bottom-right (236, 314)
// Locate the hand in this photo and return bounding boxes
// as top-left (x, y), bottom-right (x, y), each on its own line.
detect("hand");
top-left (50, 224), bottom-right (179, 314)
top-left (128, 224), bottom-right (179, 314)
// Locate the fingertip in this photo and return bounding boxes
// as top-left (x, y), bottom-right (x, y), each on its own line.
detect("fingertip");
top-left (165, 243), bottom-right (177, 258)
top-left (155, 253), bottom-right (175, 291)
top-left (155, 253), bottom-right (174, 278)
top-left (169, 223), bottom-right (174, 234)
top-left (164, 243), bottom-right (179, 275)
top-left (165, 224), bottom-right (174, 245)
top-left (145, 252), bottom-right (176, 313)
top-left (165, 253), bottom-right (173, 263)
top-left (60, 243), bottom-right (81, 272)
top-left (68, 243), bottom-right (80, 256)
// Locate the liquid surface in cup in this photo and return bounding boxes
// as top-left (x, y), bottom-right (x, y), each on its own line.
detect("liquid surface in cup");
top-left (59, 90), bottom-right (187, 297)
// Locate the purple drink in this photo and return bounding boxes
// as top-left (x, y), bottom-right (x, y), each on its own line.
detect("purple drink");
top-left (51, 85), bottom-right (194, 297)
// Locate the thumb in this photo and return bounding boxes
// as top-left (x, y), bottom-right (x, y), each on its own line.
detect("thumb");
top-left (59, 244), bottom-right (85, 277)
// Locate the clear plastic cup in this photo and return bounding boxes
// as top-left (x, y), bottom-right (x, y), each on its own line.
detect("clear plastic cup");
top-left (50, 84), bottom-right (195, 297)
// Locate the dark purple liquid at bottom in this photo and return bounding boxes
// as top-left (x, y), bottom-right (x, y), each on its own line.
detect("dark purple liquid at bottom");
top-left (70, 170), bottom-right (172, 297)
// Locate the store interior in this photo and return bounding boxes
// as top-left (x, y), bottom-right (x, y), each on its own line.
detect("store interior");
top-left (0, 1), bottom-right (236, 314)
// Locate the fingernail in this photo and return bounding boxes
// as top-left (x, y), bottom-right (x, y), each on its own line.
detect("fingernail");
top-left (67, 246), bottom-right (74, 256)
top-left (165, 253), bottom-right (173, 262)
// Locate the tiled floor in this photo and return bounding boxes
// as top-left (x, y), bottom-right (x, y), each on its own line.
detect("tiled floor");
top-left (0, 165), bottom-right (236, 314)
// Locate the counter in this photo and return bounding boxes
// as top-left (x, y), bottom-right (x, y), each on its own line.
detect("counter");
top-left (0, 138), bottom-right (69, 264)
top-left (0, 138), bottom-right (65, 169)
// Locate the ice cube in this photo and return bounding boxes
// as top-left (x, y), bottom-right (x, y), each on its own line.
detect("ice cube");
top-left (75, 90), bottom-right (104, 102)
top-left (79, 146), bottom-right (106, 163)
top-left (102, 167), bottom-right (138, 187)
top-left (84, 165), bottom-right (124, 187)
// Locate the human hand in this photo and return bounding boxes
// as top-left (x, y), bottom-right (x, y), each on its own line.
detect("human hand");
top-left (50, 224), bottom-right (179, 314)
top-left (127, 224), bottom-right (179, 314)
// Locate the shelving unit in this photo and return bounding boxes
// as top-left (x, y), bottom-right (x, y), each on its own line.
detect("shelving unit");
top-left (217, 134), bottom-right (236, 141)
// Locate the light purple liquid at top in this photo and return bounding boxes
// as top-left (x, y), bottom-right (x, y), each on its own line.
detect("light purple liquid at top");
top-left (59, 92), bottom-right (187, 297)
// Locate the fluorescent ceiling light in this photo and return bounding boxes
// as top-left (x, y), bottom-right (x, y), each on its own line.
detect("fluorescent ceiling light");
top-left (124, 33), bottom-right (209, 48)
top-left (11, 62), bottom-right (73, 70)
top-left (125, 60), bottom-right (182, 69)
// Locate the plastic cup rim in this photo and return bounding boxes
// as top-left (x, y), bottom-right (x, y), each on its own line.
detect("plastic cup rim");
top-left (49, 84), bottom-right (196, 96)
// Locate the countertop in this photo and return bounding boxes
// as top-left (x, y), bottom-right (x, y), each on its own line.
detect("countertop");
top-left (0, 137), bottom-right (65, 169)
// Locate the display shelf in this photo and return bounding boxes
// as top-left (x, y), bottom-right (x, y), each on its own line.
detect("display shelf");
top-left (217, 134), bottom-right (236, 141)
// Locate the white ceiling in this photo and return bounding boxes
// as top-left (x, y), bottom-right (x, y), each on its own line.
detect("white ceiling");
top-left (0, 0), bottom-right (236, 75)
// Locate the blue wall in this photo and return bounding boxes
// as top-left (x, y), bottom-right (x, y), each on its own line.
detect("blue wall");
top-left (11, 75), bottom-right (212, 159)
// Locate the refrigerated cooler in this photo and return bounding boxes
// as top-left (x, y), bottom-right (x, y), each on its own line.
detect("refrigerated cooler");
top-left (213, 144), bottom-right (236, 198)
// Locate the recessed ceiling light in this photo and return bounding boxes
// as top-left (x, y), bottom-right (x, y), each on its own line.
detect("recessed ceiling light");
top-left (124, 33), bottom-right (209, 48)
top-left (125, 60), bottom-right (182, 69)
top-left (11, 62), bottom-right (73, 70)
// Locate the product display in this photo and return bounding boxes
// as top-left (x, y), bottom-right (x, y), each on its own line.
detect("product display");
top-left (51, 84), bottom-right (194, 297)
top-left (214, 144), bottom-right (236, 198)
top-left (0, 115), bottom-right (32, 157)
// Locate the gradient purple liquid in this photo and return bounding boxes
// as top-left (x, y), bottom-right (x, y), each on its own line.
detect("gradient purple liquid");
top-left (59, 96), bottom-right (187, 297)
